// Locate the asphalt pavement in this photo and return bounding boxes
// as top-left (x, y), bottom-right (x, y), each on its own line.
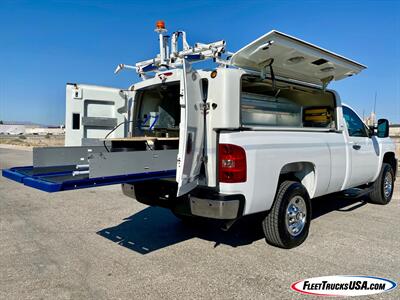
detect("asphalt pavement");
top-left (0, 148), bottom-right (399, 299)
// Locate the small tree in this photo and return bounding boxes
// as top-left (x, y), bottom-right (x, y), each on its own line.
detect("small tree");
top-left (0, 120), bottom-right (3, 124)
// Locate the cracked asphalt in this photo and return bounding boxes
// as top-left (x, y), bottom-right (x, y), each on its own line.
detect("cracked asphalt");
top-left (0, 148), bottom-right (399, 299)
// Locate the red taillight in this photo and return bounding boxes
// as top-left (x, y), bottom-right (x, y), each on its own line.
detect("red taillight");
top-left (218, 144), bottom-right (247, 183)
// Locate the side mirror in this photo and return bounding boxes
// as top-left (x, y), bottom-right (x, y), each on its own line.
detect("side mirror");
top-left (377, 119), bottom-right (389, 138)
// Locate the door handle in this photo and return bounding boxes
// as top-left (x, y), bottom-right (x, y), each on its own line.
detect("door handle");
top-left (352, 144), bottom-right (361, 150)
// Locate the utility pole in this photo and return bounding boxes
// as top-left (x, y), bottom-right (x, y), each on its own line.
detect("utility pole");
top-left (372, 91), bottom-right (377, 125)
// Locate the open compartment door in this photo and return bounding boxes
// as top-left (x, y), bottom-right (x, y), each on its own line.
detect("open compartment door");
top-left (231, 30), bottom-right (366, 86)
top-left (65, 84), bottom-right (135, 146)
top-left (176, 60), bottom-right (205, 196)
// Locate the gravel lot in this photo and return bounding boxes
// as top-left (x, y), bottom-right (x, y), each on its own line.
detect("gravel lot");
top-left (0, 147), bottom-right (399, 299)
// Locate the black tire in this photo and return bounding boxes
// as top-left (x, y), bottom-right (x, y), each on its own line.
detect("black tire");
top-left (369, 163), bottom-right (394, 205)
top-left (262, 180), bottom-right (311, 249)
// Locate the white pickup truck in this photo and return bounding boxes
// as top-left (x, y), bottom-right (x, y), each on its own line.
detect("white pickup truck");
top-left (3, 23), bottom-right (397, 249)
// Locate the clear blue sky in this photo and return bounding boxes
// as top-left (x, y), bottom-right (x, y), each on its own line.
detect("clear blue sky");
top-left (0, 0), bottom-right (399, 125)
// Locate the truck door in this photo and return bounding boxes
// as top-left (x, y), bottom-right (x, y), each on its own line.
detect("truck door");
top-left (342, 106), bottom-right (380, 188)
top-left (65, 84), bottom-right (135, 146)
top-left (176, 60), bottom-right (205, 196)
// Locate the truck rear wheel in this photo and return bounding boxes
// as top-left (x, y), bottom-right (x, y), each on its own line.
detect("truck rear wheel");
top-left (369, 163), bottom-right (394, 205)
top-left (262, 180), bottom-right (311, 249)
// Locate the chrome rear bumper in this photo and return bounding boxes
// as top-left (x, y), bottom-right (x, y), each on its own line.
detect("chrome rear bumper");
top-left (190, 196), bottom-right (240, 219)
top-left (188, 191), bottom-right (245, 220)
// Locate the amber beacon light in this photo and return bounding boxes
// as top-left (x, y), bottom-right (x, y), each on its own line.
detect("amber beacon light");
top-left (155, 20), bottom-right (166, 32)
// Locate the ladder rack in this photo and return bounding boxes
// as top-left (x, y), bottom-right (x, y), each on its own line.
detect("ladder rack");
top-left (114, 21), bottom-right (230, 79)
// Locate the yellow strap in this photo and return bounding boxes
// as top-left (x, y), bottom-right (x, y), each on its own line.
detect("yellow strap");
top-left (304, 115), bottom-right (330, 122)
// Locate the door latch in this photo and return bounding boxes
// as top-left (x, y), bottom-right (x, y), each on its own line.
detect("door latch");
top-left (199, 102), bottom-right (210, 111)
top-left (199, 102), bottom-right (217, 114)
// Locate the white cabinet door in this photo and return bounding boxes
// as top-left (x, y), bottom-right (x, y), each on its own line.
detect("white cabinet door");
top-left (176, 60), bottom-right (205, 196)
top-left (231, 30), bottom-right (366, 86)
top-left (65, 84), bottom-right (134, 146)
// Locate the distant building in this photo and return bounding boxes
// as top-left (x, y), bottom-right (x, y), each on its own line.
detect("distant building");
top-left (0, 124), bottom-right (31, 135)
top-left (363, 112), bottom-right (376, 126)
top-left (389, 124), bottom-right (400, 137)
top-left (0, 123), bottom-right (64, 135)
top-left (25, 126), bottom-right (64, 135)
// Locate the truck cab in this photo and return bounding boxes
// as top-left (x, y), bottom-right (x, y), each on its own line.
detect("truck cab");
top-left (3, 24), bottom-right (396, 249)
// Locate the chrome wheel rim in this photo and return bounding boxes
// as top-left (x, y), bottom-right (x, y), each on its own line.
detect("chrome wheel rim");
top-left (383, 172), bottom-right (393, 199)
top-left (285, 196), bottom-right (307, 237)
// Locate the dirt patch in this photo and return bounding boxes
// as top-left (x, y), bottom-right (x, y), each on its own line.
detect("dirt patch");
top-left (0, 135), bottom-right (65, 147)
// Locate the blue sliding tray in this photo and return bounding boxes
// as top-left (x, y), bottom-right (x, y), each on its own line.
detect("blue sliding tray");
top-left (2, 166), bottom-right (176, 193)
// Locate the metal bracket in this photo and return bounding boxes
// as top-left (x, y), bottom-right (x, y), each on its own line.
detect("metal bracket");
top-left (260, 58), bottom-right (276, 90)
top-left (119, 35), bottom-right (226, 79)
top-left (321, 75), bottom-right (334, 91)
top-left (73, 85), bottom-right (82, 99)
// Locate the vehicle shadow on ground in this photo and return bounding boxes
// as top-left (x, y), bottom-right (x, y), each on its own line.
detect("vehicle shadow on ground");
top-left (97, 193), bottom-right (367, 254)
top-left (311, 191), bottom-right (368, 219)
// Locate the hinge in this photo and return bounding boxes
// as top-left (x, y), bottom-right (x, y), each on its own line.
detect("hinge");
top-left (321, 75), bottom-right (334, 91)
top-left (260, 58), bottom-right (276, 91)
top-left (73, 85), bottom-right (82, 99)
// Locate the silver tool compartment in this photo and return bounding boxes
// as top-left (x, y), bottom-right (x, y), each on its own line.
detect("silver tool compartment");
top-left (241, 92), bottom-right (302, 127)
